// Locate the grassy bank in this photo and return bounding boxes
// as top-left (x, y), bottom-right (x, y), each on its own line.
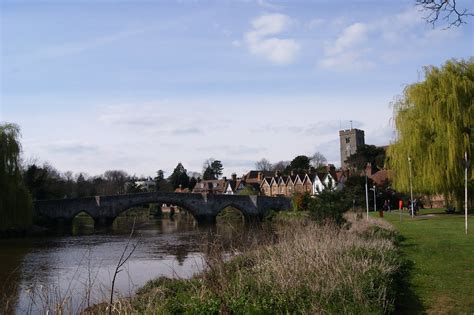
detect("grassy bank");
top-left (381, 209), bottom-right (474, 313)
top-left (88, 215), bottom-right (402, 314)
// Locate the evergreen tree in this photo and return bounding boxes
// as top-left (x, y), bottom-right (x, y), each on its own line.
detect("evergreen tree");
top-left (202, 159), bottom-right (224, 180)
top-left (168, 163), bottom-right (190, 189)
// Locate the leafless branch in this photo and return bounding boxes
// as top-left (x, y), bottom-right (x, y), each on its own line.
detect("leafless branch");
top-left (109, 218), bottom-right (139, 315)
top-left (416, 0), bottom-right (474, 27)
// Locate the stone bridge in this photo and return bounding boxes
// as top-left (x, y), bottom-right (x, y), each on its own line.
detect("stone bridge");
top-left (34, 192), bottom-right (292, 226)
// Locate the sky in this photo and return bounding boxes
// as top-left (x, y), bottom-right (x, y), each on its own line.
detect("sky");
top-left (1, 0), bottom-right (473, 179)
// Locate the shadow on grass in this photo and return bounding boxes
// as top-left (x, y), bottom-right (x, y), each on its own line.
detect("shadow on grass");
top-left (394, 235), bottom-right (425, 315)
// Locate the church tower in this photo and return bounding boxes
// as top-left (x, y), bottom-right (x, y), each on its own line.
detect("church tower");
top-left (339, 128), bottom-right (365, 168)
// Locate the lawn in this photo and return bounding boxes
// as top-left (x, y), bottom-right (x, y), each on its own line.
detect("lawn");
top-left (379, 209), bottom-right (474, 314)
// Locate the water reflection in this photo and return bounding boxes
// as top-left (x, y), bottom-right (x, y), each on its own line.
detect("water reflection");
top-left (0, 213), bottom-right (271, 313)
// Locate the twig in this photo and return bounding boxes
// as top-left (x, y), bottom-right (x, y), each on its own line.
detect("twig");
top-left (109, 218), bottom-right (139, 315)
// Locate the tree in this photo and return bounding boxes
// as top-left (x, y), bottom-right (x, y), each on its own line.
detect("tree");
top-left (416, 0), bottom-right (473, 27)
top-left (154, 169), bottom-right (172, 191)
top-left (386, 59), bottom-right (473, 208)
top-left (168, 163), bottom-right (190, 189)
top-left (211, 160), bottom-right (223, 179)
top-left (0, 123), bottom-right (33, 231)
top-left (202, 159), bottom-right (224, 180)
top-left (76, 173), bottom-right (90, 197)
top-left (272, 160), bottom-right (290, 172)
top-left (103, 170), bottom-right (128, 194)
top-left (24, 163), bottom-right (69, 199)
top-left (255, 158), bottom-right (272, 171)
top-left (342, 175), bottom-right (375, 210)
top-left (189, 177), bottom-right (198, 190)
top-left (310, 152), bottom-right (327, 170)
top-left (288, 155), bottom-right (311, 173)
top-left (346, 145), bottom-right (386, 173)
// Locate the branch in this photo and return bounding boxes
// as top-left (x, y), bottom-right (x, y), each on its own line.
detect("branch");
top-left (416, 0), bottom-right (474, 27)
top-left (108, 218), bottom-right (139, 315)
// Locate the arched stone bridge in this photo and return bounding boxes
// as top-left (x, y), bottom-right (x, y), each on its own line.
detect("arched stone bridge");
top-left (34, 192), bottom-right (291, 226)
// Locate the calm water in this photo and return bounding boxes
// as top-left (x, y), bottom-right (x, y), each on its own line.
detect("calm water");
top-left (0, 212), bottom-right (262, 314)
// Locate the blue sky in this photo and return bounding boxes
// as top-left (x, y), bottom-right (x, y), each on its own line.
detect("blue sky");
top-left (1, 0), bottom-right (472, 178)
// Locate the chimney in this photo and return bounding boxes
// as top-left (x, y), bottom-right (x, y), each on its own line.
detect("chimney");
top-left (223, 176), bottom-right (227, 181)
top-left (275, 170), bottom-right (280, 177)
top-left (290, 170), bottom-right (294, 176)
top-left (232, 173), bottom-right (237, 182)
top-left (257, 171), bottom-right (262, 181)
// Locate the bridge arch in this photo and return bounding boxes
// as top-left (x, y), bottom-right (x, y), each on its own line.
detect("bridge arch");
top-left (216, 203), bottom-right (247, 223)
top-left (111, 197), bottom-right (201, 224)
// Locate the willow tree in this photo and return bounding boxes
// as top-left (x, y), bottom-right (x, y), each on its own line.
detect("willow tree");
top-left (0, 123), bottom-right (33, 231)
top-left (387, 59), bottom-right (473, 208)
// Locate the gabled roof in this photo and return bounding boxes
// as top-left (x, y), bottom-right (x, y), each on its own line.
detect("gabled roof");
top-left (302, 174), bottom-right (312, 185)
top-left (260, 177), bottom-right (273, 187)
top-left (278, 176), bottom-right (288, 185)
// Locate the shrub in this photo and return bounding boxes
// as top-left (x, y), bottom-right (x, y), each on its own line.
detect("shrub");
top-left (291, 192), bottom-right (312, 211)
top-left (308, 189), bottom-right (351, 225)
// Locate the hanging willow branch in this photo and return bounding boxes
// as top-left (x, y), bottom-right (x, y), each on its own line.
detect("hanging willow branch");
top-left (387, 59), bottom-right (474, 206)
top-left (0, 123), bottom-right (33, 231)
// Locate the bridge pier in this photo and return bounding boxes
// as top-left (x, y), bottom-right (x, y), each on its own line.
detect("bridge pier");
top-left (94, 217), bottom-right (115, 228)
top-left (194, 214), bottom-right (217, 226)
top-left (54, 217), bottom-right (73, 229)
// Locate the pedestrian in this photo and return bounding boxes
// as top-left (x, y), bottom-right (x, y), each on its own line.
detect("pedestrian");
top-left (399, 199), bottom-right (403, 212)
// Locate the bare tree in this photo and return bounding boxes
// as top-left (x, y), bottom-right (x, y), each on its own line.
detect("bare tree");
top-left (310, 152), bottom-right (327, 169)
top-left (255, 158), bottom-right (272, 171)
top-left (103, 170), bottom-right (129, 194)
top-left (272, 160), bottom-right (290, 172)
top-left (416, 0), bottom-right (473, 27)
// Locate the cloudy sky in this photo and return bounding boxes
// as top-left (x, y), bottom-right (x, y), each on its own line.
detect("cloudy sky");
top-left (1, 0), bottom-right (472, 178)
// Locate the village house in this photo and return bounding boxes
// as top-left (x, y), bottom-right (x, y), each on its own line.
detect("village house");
top-left (258, 171), bottom-right (338, 197)
top-left (192, 179), bottom-right (227, 194)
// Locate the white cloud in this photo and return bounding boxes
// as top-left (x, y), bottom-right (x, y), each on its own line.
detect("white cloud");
top-left (256, 0), bottom-right (284, 11)
top-left (244, 13), bottom-right (300, 64)
top-left (325, 22), bottom-right (368, 55)
top-left (319, 22), bottom-right (373, 70)
top-left (318, 7), bottom-right (461, 71)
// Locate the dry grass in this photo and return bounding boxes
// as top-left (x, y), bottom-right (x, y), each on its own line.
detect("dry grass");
top-left (87, 216), bottom-right (401, 314)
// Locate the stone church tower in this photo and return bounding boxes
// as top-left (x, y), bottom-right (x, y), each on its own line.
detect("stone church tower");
top-left (339, 128), bottom-right (365, 168)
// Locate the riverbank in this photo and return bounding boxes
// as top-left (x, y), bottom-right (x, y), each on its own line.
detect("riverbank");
top-left (86, 214), bottom-right (402, 314)
top-left (381, 209), bottom-right (474, 313)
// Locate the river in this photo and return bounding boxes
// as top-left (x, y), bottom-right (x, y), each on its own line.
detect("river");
top-left (0, 211), bottom-right (263, 314)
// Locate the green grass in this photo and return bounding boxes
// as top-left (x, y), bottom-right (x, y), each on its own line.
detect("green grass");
top-left (379, 209), bottom-right (474, 314)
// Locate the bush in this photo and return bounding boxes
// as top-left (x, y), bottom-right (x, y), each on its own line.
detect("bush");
top-left (291, 192), bottom-right (312, 211)
top-left (308, 189), bottom-right (351, 225)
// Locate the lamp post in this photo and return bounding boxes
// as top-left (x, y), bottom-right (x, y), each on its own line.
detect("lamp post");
top-left (464, 151), bottom-right (469, 234)
top-left (373, 185), bottom-right (376, 213)
top-left (365, 173), bottom-right (369, 220)
top-left (408, 156), bottom-right (414, 218)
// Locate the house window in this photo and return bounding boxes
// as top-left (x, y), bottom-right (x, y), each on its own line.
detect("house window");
top-left (345, 137), bottom-right (350, 143)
